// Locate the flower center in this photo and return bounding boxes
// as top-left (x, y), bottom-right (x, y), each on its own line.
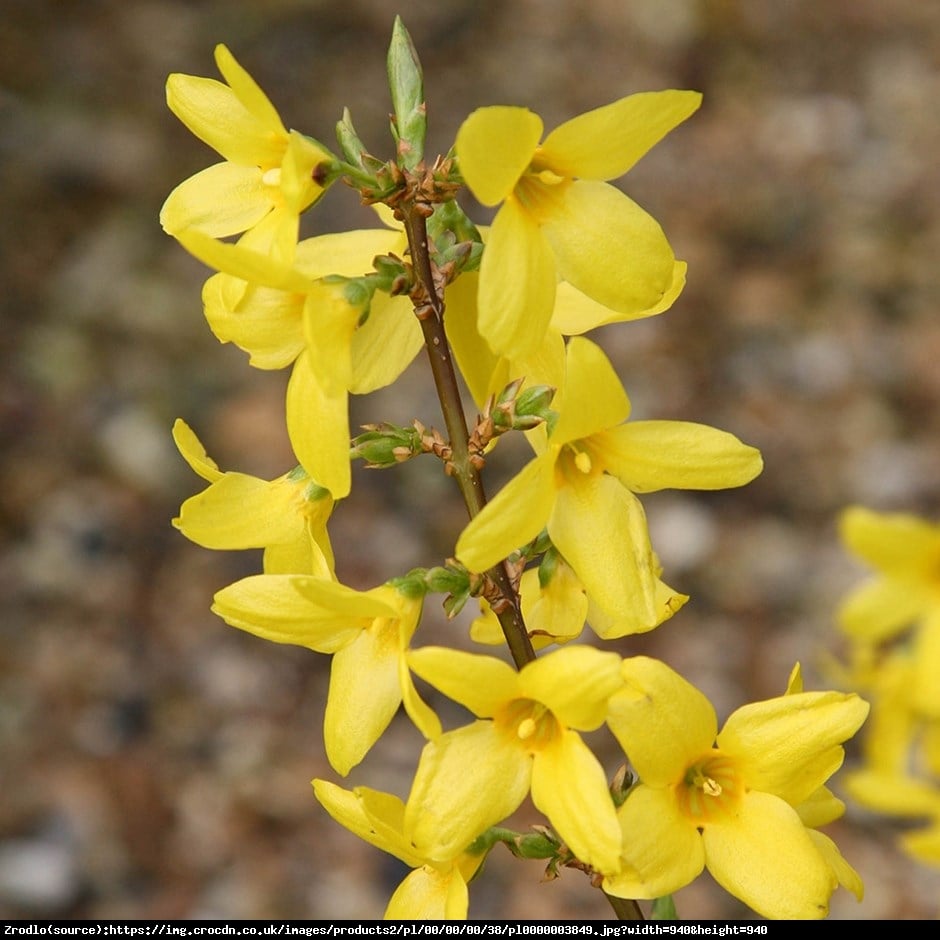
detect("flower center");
top-left (676, 750), bottom-right (743, 824)
top-left (498, 699), bottom-right (559, 751)
top-left (513, 158), bottom-right (570, 224)
top-left (556, 443), bottom-right (600, 485)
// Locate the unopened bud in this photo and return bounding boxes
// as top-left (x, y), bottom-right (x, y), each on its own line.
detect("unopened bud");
top-left (350, 423), bottom-right (421, 467)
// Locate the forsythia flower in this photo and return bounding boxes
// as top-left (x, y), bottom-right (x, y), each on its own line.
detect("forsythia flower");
top-left (837, 506), bottom-right (940, 717)
top-left (839, 647), bottom-right (940, 867)
top-left (604, 657), bottom-right (869, 918)
top-left (456, 336), bottom-right (761, 632)
top-left (161, 44), bottom-right (333, 247)
top-left (313, 780), bottom-right (484, 919)
top-left (171, 419), bottom-right (334, 577)
top-left (212, 577), bottom-right (440, 774)
top-left (455, 91), bottom-right (699, 355)
top-left (403, 645), bottom-right (624, 875)
top-left (170, 217), bottom-right (423, 497)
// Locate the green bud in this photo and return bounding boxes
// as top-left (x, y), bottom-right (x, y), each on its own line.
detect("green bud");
top-left (490, 380), bottom-right (556, 432)
top-left (424, 563), bottom-right (470, 596)
top-left (538, 545), bottom-right (560, 590)
top-left (371, 253), bottom-right (410, 294)
top-left (515, 384), bottom-right (556, 421)
top-left (514, 829), bottom-right (560, 860)
top-left (388, 568), bottom-right (430, 600)
top-left (387, 16), bottom-right (426, 170)
top-left (428, 199), bottom-right (482, 246)
top-left (335, 108), bottom-right (371, 169)
top-left (350, 422), bottom-right (422, 468)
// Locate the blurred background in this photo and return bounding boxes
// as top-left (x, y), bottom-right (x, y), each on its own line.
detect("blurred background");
top-left (1, 0), bottom-right (938, 921)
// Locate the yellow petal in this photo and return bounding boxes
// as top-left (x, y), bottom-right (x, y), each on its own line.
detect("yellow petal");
top-left (605, 784), bottom-right (705, 899)
top-left (807, 829), bottom-right (864, 902)
top-left (262, 534), bottom-right (332, 578)
top-left (160, 162), bottom-right (271, 238)
top-left (350, 294), bottom-right (424, 393)
top-left (281, 129), bottom-right (330, 214)
top-left (456, 106), bottom-right (543, 206)
top-left (912, 609), bottom-right (940, 717)
top-left (384, 867), bottom-right (468, 920)
top-left (836, 577), bottom-right (927, 642)
top-left (455, 453), bottom-right (557, 573)
top-left (587, 576), bottom-right (689, 640)
top-left (211, 574), bottom-right (364, 653)
top-left (404, 722), bottom-right (532, 862)
top-left (286, 352), bottom-right (351, 498)
top-left (531, 729), bottom-right (622, 875)
top-left (213, 44), bottom-right (286, 149)
top-left (202, 274), bottom-right (305, 370)
top-left (467, 599), bottom-right (506, 647)
top-left (609, 657), bottom-right (717, 787)
top-left (521, 564), bottom-right (587, 644)
top-left (717, 691), bottom-right (870, 806)
top-left (399, 654), bottom-right (443, 743)
top-left (477, 197), bottom-right (556, 357)
top-left (520, 646), bottom-right (623, 730)
top-left (541, 180), bottom-right (674, 315)
top-left (551, 336), bottom-right (630, 445)
top-left (302, 281), bottom-right (361, 394)
top-left (550, 261), bottom-right (687, 334)
top-left (166, 68), bottom-right (284, 168)
top-left (295, 228), bottom-right (404, 279)
top-left (172, 418), bottom-right (223, 482)
top-left (901, 820), bottom-right (940, 866)
top-left (539, 90), bottom-right (702, 180)
top-left (549, 475), bottom-right (659, 630)
top-left (312, 780), bottom-right (424, 868)
top-left (844, 769), bottom-right (940, 817)
top-left (408, 647), bottom-right (520, 717)
top-left (174, 472), bottom-right (301, 549)
top-left (504, 327), bottom-right (567, 402)
top-left (839, 505), bottom-right (940, 574)
top-left (324, 628), bottom-right (403, 775)
top-left (795, 787), bottom-right (846, 829)
top-left (595, 420), bottom-right (763, 493)
top-left (442, 272), bottom-right (499, 409)
top-left (173, 227), bottom-right (313, 292)
top-left (703, 791), bottom-right (837, 919)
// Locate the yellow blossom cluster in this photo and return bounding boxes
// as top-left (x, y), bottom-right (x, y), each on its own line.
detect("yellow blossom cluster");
top-left (835, 507), bottom-right (940, 867)
top-left (161, 21), bottom-right (869, 920)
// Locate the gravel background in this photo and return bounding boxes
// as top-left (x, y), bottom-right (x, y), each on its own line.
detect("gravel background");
top-left (1, 0), bottom-right (938, 921)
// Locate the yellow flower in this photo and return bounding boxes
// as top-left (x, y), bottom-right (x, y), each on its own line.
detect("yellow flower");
top-left (160, 45), bottom-right (332, 244)
top-left (456, 336), bottom-right (761, 631)
top-left (171, 418), bottom-right (334, 577)
top-left (212, 577), bottom-right (440, 774)
top-left (171, 216), bottom-right (424, 498)
top-left (404, 644), bottom-right (624, 875)
top-left (840, 648), bottom-right (940, 869)
top-left (313, 780), bottom-right (484, 919)
top-left (604, 657), bottom-right (869, 919)
top-left (838, 506), bottom-right (940, 717)
top-left (455, 91), bottom-right (700, 355)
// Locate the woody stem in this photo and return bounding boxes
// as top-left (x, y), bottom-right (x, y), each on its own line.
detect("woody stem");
top-left (401, 204), bottom-right (535, 668)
